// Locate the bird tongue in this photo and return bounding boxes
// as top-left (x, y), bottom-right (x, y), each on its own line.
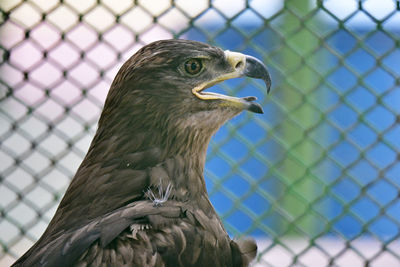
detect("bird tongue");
top-left (241, 96), bottom-right (264, 114)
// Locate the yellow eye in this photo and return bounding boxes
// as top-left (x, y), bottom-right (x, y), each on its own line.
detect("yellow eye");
top-left (184, 59), bottom-right (203, 75)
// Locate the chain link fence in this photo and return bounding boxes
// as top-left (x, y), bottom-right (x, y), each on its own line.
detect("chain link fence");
top-left (1, 0), bottom-right (400, 266)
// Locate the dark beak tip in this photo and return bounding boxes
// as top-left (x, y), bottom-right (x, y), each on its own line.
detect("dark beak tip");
top-left (244, 55), bottom-right (272, 94)
top-left (248, 102), bottom-right (264, 114)
top-left (265, 79), bottom-right (271, 94)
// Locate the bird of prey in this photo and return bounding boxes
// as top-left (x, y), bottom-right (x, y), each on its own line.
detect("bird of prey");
top-left (13, 39), bottom-right (271, 267)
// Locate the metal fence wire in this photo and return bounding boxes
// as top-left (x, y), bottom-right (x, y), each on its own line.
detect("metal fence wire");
top-left (1, 0), bottom-right (400, 266)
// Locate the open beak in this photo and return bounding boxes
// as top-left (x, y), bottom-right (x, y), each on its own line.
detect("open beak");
top-left (192, 50), bottom-right (271, 114)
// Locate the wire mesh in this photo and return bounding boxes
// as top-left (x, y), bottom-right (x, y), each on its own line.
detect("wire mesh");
top-left (1, 0), bottom-right (400, 266)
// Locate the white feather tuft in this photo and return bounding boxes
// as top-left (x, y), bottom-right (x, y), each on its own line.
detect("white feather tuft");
top-left (145, 181), bottom-right (173, 207)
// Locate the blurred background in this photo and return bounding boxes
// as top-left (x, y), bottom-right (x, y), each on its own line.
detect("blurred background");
top-left (0, 0), bottom-right (399, 266)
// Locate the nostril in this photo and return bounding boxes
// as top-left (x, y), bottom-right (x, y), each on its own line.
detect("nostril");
top-left (235, 61), bottom-right (244, 69)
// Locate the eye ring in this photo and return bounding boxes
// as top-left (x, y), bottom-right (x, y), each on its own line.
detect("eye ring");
top-left (184, 59), bottom-right (203, 75)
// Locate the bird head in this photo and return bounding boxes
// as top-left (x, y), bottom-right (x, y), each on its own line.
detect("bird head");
top-left (97, 39), bottom-right (271, 155)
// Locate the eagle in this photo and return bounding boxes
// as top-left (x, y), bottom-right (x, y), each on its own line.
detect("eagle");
top-left (13, 39), bottom-right (271, 267)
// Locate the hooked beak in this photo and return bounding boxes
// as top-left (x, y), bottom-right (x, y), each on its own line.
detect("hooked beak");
top-left (243, 55), bottom-right (271, 93)
top-left (192, 50), bottom-right (271, 114)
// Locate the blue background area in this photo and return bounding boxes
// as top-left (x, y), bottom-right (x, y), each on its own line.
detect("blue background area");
top-left (186, 18), bottom-right (400, 239)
